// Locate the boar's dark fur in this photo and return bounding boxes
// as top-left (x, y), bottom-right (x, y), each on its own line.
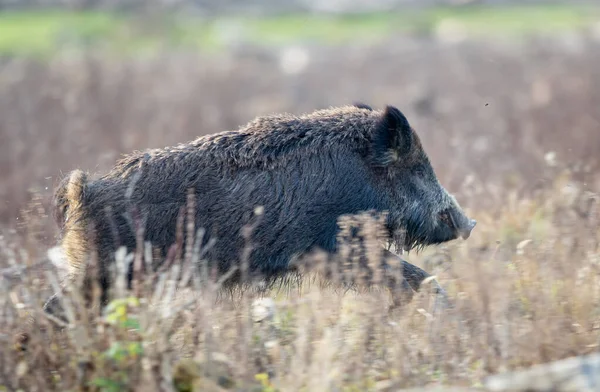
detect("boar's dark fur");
top-left (46, 103), bottom-right (476, 316)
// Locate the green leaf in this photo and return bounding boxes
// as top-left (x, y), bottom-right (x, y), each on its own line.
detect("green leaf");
top-left (90, 377), bottom-right (124, 392)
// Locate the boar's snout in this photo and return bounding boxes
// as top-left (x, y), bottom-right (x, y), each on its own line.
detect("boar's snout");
top-left (459, 219), bottom-right (477, 240)
top-left (441, 207), bottom-right (477, 240)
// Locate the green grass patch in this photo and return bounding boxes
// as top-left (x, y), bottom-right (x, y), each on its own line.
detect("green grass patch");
top-left (421, 4), bottom-right (596, 35)
top-left (0, 11), bottom-right (122, 55)
top-left (0, 4), bottom-right (598, 57)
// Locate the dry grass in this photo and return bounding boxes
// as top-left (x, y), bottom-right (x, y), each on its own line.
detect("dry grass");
top-left (2, 163), bottom-right (599, 391)
top-left (1, 34), bottom-right (600, 391)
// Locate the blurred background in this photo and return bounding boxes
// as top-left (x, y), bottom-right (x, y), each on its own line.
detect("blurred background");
top-left (1, 0), bottom-right (599, 240)
top-left (2, 3), bottom-right (600, 389)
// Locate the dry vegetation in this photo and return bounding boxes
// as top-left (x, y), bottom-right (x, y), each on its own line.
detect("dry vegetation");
top-left (1, 32), bottom-right (600, 391)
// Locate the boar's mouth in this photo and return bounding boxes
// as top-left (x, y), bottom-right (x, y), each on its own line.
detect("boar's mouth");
top-left (386, 208), bottom-right (477, 253)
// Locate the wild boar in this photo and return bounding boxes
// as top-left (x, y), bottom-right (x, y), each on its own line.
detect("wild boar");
top-left (45, 103), bottom-right (476, 316)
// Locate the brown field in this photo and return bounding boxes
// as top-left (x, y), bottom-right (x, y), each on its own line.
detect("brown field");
top-left (1, 32), bottom-right (600, 391)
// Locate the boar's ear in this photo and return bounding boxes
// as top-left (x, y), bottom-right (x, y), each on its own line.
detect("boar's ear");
top-left (371, 105), bottom-right (413, 166)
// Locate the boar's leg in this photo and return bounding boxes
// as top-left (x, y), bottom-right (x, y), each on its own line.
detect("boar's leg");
top-left (382, 249), bottom-right (451, 309)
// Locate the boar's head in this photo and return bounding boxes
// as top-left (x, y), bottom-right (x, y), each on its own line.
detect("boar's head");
top-left (368, 105), bottom-right (476, 252)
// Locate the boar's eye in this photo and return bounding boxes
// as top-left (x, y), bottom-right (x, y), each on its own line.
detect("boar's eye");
top-left (371, 105), bottom-right (413, 167)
